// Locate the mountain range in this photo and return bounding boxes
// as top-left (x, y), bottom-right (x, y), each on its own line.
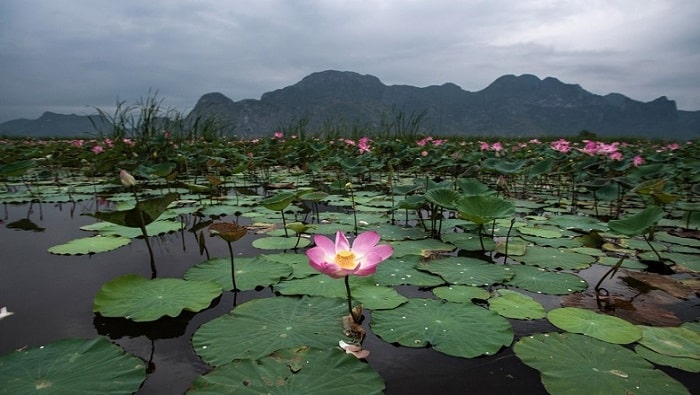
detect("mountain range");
top-left (2, 70), bottom-right (698, 139)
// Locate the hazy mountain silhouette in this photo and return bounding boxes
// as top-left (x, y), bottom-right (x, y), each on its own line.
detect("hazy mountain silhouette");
top-left (2, 70), bottom-right (698, 139)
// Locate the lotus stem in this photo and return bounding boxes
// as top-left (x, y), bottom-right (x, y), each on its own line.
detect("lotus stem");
top-left (344, 275), bottom-right (359, 323)
top-left (226, 241), bottom-right (238, 291)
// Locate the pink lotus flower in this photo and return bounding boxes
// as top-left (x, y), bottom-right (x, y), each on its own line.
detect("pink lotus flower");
top-left (92, 145), bottom-right (104, 154)
top-left (551, 138), bottom-right (571, 153)
top-left (307, 231), bottom-right (393, 278)
top-left (633, 155), bottom-right (645, 167)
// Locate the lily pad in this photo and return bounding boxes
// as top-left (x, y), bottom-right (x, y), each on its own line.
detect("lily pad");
top-left (637, 325), bottom-right (700, 360)
top-left (192, 296), bottom-right (345, 365)
top-left (547, 307), bottom-right (642, 344)
top-left (488, 289), bottom-right (546, 320)
top-left (89, 192), bottom-right (178, 228)
top-left (184, 256), bottom-right (293, 291)
top-left (514, 245), bottom-right (595, 270)
top-left (505, 264), bottom-right (588, 295)
top-left (188, 347), bottom-right (384, 394)
top-left (48, 235), bottom-right (131, 255)
top-left (608, 206), bottom-right (665, 237)
top-left (274, 275), bottom-right (407, 310)
top-left (635, 344), bottom-right (700, 373)
top-left (389, 238), bottom-right (455, 258)
top-left (441, 231), bottom-right (496, 251)
top-left (0, 337), bottom-right (146, 394)
top-left (373, 256), bottom-right (445, 287)
top-left (93, 274), bottom-right (222, 322)
top-left (371, 298), bottom-right (513, 358)
top-left (432, 285), bottom-right (490, 303)
top-left (252, 236), bottom-right (310, 250)
top-left (416, 256), bottom-right (513, 286)
top-left (514, 332), bottom-right (690, 395)
top-left (455, 195), bottom-right (515, 225)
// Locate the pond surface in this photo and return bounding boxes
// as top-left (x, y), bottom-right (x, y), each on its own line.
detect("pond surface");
top-left (0, 200), bottom-right (697, 394)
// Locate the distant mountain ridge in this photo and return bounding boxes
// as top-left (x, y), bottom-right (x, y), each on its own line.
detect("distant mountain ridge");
top-left (2, 70), bottom-right (698, 139)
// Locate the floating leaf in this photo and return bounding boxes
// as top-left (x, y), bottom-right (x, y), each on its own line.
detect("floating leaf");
top-left (560, 293), bottom-right (682, 327)
top-left (188, 347), bottom-right (384, 394)
top-left (637, 325), bottom-right (700, 360)
top-left (274, 275), bottom-right (407, 310)
top-left (89, 192), bottom-right (178, 228)
top-left (416, 256), bottom-right (513, 286)
top-left (0, 337), bottom-right (146, 394)
top-left (252, 236), bottom-right (310, 250)
top-left (505, 264), bottom-right (588, 295)
top-left (514, 332), bottom-right (690, 395)
top-left (455, 195), bottom-right (515, 225)
top-left (608, 206), bottom-right (665, 237)
top-left (48, 235), bottom-right (131, 255)
top-left (259, 191), bottom-right (296, 211)
top-left (634, 344), bottom-right (700, 373)
top-left (389, 238), bottom-right (455, 258)
top-left (93, 274), bottom-right (222, 322)
top-left (371, 298), bottom-right (513, 358)
top-left (547, 307), bottom-right (642, 344)
top-left (373, 256), bottom-right (445, 287)
top-left (488, 289), bottom-right (546, 320)
top-left (184, 257), bottom-right (292, 291)
top-left (432, 285), bottom-right (490, 303)
top-left (514, 245), bottom-right (595, 270)
top-left (621, 270), bottom-right (693, 299)
top-left (424, 187), bottom-right (460, 209)
top-left (192, 296), bottom-right (345, 365)
top-left (441, 231), bottom-right (496, 251)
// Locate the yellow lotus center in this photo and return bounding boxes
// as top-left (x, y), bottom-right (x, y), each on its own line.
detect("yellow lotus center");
top-left (335, 250), bottom-right (357, 269)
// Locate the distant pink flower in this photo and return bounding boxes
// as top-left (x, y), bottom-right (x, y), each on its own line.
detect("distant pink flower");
top-left (421, 150), bottom-right (429, 157)
top-left (581, 140), bottom-right (598, 155)
top-left (273, 131), bottom-right (283, 139)
top-left (550, 139), bottom-right (571, 153)
top-left (479, 141), bottom-right (490, 151)
top-left (491, 142), bottom-right (503, 152)
top-left (71, 139), bottom-right (84, 148)
top-left (306, 231), bottom-right (393, 278)
top-left (432, 139), bottom-right (445, 146)
top-left (92, 145), bottom-right (104, 154)
top-left (608, 151), bottom-right (623, 161)
top-left (416, 138), bottom-right (428, 147)
top-left (358, 137), bottom-right (371, 154)
top-left (529, 138), bottom-right (541, 144)
top-left (666, 143), bottom-right (679, 151)
top-left (633, 155), bottom-right (645, 167)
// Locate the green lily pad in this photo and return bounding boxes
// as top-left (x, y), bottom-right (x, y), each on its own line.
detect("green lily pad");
top-left (252, 236), bottom-right (310, 250)
top-left (188, 347), bottom-right (384, 394)
top-left (373, 256), bottom-right (445, 287)
top-left (259, 191), bottom-right (296, 211)
top-left (515, 246), bottom-right (595, 270)
top-left (432, 285), bottom-right (490, 303)
top-left (608, 206), bottom-right (665, 237)
top-left (634, 344), bottom-right (700, 373)
top-left (48, 235), bottom-right (131, 255)
top-left (0, 337), bottom-right (146, 394)
top-left (505, 264), bottom-right (588, 295)
top-left (517, 225), bottom-right (562, 239)
top-left (514, 332), bottom-right (690, 395)
top-left (82, 220), bottom-right (183, 238)
top-left (416, 256), bottom-right (513, 286)
top-left (424, 187), bottom-right (460, 209)
top-left (184, 256), bottom-right (293, 291)
top-left (455, 195), bottom-right (515, 225)
top-left (389, 238), bottom-right (455, 258)
top-left (192, 296), bottom-right (345, 365)
top-left (488, 289), bottom-right (546, 320)
top-left (371, 298), bottom-right (513, 358)
top-left (547, 307), bottom-right (642, 344)
top-left (89, 192), bottom-right (178, 228)
top-left (637, 325), bottom-right (700, 359)
top-left (260, 253), bottom-right (317, 279)
top-left (93, 274), bottom-right (222, 322)
top-left (441, 232), bottom-right (496, 251)
top-left (274, 275), bottom-right (407, 310)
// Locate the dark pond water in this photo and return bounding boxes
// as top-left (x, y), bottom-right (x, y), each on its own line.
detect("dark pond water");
top-left (1, 200), bottom-right (698, 394)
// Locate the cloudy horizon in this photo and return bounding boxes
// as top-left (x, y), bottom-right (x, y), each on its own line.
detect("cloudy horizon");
top-left (1, 1), bottom-right (698, 123)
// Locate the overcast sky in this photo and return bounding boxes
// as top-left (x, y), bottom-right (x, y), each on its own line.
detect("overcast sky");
top-left (1, 0), bottom-right (699, 123)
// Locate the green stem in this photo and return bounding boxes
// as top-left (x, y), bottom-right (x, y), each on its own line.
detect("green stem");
top-left (227, 241), bottom-right (238, 291)
top-left (344, 275), bottom-right (358, 322)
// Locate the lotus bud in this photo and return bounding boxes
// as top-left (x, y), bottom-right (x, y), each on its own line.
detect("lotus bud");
top-left (120, 169), bottom-right (137, 187)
